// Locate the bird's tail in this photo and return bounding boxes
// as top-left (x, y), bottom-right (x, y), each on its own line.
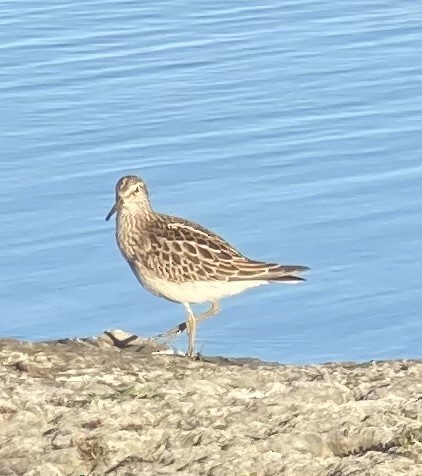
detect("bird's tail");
top-left (229, 260), bottom-right (310, 283)
top-left (265, 264), bottom-right (309, 283)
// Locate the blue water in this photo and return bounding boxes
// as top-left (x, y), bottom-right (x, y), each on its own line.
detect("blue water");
top-left (1, 1), bottom-right (421, 363)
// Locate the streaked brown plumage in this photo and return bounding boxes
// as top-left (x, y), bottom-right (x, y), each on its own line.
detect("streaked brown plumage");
top-left (106, 175), bottom-right (309, 357)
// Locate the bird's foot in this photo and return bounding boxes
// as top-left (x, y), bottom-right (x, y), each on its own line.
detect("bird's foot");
top-left (185, 350), bottom-right (202, 360)
top-left (155, 321), bottom-right (187, 340)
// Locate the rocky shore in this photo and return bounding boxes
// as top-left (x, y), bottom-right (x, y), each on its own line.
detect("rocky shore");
top-left (1, 331), bottom-right (421, 476)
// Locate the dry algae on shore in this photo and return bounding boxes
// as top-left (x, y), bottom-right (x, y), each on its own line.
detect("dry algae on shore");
top-left (1, 331), bottom-right (421, 476)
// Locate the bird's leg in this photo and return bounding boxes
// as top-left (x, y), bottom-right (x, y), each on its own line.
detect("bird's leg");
top-left (156, 301), bottom-right (221, 339)
top-left (184, 303), bottom-right (197, 358)
top-left (196, 300), bottom-right (221, 323)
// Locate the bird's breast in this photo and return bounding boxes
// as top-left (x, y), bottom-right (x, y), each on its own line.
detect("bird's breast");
top-left (116, 212), bottom-right (150, 263)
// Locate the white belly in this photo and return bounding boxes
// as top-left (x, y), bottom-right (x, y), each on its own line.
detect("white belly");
top-left (135, 265), bottom-right (267, 304)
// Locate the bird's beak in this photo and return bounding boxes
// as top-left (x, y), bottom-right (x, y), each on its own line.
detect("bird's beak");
top-left (105, 201), bottom-right (119, 221)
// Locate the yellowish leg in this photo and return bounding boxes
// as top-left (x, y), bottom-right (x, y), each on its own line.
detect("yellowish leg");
top-left (197, 301), bottom-right (221, 324)
top-left (157, 301), bottom-right (221, 339)
top-left (184, 303), bottom-right (197, 357)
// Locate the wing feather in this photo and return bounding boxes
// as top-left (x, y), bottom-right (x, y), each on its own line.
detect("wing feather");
top-left (131, 214), bottom-right (309, 283)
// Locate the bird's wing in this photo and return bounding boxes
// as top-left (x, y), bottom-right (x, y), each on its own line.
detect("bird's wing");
top-left (133, 215), bottom-right (243, 282)
top-left (132, 215), bottom-right (309, 283)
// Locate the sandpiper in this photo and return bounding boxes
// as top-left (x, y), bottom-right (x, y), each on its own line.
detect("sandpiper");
top-left (106, 175), bottom-right (309, 357)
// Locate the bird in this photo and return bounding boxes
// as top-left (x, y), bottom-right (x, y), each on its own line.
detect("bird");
top-left (106, 175), bottom-right (309, 357)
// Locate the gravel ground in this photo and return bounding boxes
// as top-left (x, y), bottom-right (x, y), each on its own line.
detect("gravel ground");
top-left (1, 331), bottom-right (421, 476)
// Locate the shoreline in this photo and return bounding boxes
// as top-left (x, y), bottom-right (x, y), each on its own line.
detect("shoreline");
top-left (1, 331), bottom-right (421, 475)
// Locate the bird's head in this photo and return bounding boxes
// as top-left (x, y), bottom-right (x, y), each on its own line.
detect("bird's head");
top-left (105, 175), bottom-right (150, 221)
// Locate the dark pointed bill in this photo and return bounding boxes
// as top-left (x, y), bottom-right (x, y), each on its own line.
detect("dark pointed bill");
top-left (105, 202), bottom-right (118, 221)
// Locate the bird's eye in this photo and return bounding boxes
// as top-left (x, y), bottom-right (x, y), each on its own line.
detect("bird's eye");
top-left (136, 186), bottom-right (141, 192)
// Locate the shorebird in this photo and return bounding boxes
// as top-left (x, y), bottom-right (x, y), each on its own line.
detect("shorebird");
top-left (106, 175), bottom-right (309, 357)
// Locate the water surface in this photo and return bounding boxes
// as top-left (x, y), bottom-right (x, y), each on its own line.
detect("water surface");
top-left (1, 0), bottom-right (421, 363)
